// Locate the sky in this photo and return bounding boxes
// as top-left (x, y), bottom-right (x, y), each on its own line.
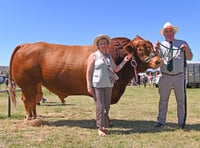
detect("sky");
top-left (0, 0), bottom-right (200, 66)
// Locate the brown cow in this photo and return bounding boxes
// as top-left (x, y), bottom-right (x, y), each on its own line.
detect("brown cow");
top-left (9, 35), bottom-right (162, 119)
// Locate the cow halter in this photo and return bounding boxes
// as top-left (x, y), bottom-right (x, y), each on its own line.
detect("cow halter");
top-left (131, 58), bottom-right (138, 82)
top-left (144, 52), bottom-right (157, 63)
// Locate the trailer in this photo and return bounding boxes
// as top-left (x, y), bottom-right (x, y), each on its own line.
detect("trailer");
top-left (186, 62), bottom-right (200, 88)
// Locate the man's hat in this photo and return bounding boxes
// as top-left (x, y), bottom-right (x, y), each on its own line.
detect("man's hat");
top-left (160, 22), bottom-right (179, 35)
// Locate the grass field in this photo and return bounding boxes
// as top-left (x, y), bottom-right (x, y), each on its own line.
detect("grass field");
top-left (0, 85), bottom-right (200, 147)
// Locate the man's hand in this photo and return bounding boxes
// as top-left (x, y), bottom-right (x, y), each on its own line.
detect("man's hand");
top-left (154, 40), bottom-right (160, 54)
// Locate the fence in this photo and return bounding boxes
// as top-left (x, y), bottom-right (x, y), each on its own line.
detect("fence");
top-left (0, 88), bottom-right (21, 117)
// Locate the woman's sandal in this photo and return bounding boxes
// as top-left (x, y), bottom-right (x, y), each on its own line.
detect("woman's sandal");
top-left (98, 128), bottom-right (108, 136)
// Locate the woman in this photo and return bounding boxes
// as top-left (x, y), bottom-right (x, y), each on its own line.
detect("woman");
top-left (86, 34), bottom-right (131, 136)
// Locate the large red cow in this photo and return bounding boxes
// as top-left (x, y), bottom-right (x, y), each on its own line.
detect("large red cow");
top-left (9, 35), bottom-right (162, 119)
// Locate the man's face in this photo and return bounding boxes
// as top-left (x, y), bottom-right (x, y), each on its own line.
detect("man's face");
top-left (164, 28), bottom-right (175, 42)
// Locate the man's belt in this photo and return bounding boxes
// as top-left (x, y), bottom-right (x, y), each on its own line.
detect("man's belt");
top-left (162, 72), bottom-right (183, 76)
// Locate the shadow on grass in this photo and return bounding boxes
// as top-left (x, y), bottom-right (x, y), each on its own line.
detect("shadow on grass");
top-left (38, 101), bottom-right (71, 107)
top-left (51, 119), bottom-right (200, 134)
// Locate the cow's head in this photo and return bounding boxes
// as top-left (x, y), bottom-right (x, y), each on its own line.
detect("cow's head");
top-left (108, 36), bottom-right (163, 104)
top-left (124, 35), bottom-right (163, 72)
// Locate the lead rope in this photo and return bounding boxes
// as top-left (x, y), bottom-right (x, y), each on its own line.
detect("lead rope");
top-left (158, 42), bottom-right (182, 63)
top-left (183, 50), bottom-right (187, 128)
top-left (131, 59), bottom-right (138, 82)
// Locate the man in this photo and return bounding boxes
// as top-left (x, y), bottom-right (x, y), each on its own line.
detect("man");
top-left (154, 22), bottom-right (193, 129)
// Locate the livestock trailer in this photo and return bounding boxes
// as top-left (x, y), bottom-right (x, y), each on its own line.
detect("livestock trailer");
top-left (186, 62), bottom-right (200, 88)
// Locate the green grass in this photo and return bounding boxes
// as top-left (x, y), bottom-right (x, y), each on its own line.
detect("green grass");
top-left (0, 85), bottom-right (200, 147)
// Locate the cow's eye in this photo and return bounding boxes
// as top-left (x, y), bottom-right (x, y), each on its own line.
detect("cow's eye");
top-left (138, 48), bottom-right (143, 52)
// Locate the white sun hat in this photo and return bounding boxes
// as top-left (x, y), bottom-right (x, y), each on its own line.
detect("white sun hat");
top-left (160, 22), bottom-right (179, 35)
top-left (93, 34), bottom-right (111, 47)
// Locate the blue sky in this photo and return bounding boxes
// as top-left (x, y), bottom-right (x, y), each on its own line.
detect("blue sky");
top-left (0, 0), bottom-right (200, 66)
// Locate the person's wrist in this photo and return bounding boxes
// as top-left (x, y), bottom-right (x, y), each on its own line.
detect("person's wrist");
top-left (119, 63), bottom-right (123, 68)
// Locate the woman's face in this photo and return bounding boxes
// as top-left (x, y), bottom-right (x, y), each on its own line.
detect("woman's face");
top-left (164, 28), bottom-right (175, 42)
top-left (98, 39), bottom-right (109, 53)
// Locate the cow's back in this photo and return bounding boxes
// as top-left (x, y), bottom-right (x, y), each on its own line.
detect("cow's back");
top-left (11, 42), bottom-right (95, 98)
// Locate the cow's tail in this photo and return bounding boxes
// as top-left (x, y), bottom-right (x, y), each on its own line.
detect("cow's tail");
top-left (8, 45), bottom-right (21, 107)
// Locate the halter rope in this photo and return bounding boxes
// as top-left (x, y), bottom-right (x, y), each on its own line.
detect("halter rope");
top-left (158, 42), bottom-right (183, 63)
top-left (130, 59), bottom-right (138, 82)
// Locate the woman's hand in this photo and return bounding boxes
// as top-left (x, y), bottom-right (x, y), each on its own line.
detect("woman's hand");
top-left (124, 54), bottom-right (132, 62)
top-left (87, 85), bottom-right (94, 96)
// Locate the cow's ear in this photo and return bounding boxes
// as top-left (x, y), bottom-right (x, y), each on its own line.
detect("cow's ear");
top-left (124, 44), bottom-right (134, 55)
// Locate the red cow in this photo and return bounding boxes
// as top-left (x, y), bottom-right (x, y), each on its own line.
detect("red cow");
top-left (9, 35), bottom-right (162, 119)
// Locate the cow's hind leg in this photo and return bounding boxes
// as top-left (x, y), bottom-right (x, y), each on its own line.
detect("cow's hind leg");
top-left (58, 96), bottom-right (66, 104)
top-left (21, 85), bottom-right (39, 120)
top-left (35, 83), bottom-right (43, 104)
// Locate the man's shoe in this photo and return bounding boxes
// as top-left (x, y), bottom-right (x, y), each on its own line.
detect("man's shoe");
top-left (109, 123), bottom-right (114, 128)
top-left (155, 122), bottom-right (164, 128)
top-left (178, 124), bottom-right (185, 129)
